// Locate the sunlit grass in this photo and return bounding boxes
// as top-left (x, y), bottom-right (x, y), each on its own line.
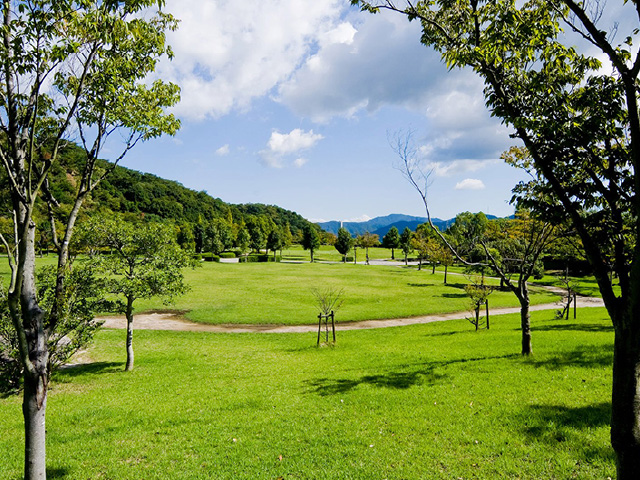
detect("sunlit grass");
top-left (0, 307), bottom-right (615, 479)
top-left (134, 262), bottom-right (559, 325)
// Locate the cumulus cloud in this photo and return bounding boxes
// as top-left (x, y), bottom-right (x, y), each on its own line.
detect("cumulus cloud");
top-left (425, 159), bottom-right (501, 177)
top-left (455, 178), bottom-right (486, 190)
top-left (215, 144), bottom-right (230, 156)
top-left (260, 129), bottom-right (323, 168)
top-left (156, 0), bottom-right (347, 120)
top-left (278, 13), bottom-right (443, 121)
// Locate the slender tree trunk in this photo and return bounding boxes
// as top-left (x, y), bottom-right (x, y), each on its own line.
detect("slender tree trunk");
top-left (432, 262), bottom-right (435, 274)
top-left (11, 205), bottom-right (50, 480)
top-left (125, 296), bottom-right (135, 371)
top-left (444, 265), bottom-right (448, 284)
top-left (23, 371), bottom-right (47, 480)
top-left (519, 287), bottom-right (532, 355)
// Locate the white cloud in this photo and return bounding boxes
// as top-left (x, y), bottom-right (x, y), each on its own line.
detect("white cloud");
top-left (260, 128), bottom-right (323, 168)
top-left (215, 144), bottom-right (230, 156)
top-left (455, 178), bottom-right (486, 190)
top-left (157, 0), bottom-right (348, 120)
top-left (425, 159), bottom-right (500, 177)
top-left (345, 214), bottom-right (372, 222)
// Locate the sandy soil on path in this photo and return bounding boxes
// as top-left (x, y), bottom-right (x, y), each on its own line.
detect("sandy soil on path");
top-left (98, 294), bottom-right (605, 334)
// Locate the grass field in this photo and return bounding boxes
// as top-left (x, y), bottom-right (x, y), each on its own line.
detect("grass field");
top-left (0, 307), bottom-right (615, 479)
top-left (133, 262), bottom-right (559, 325)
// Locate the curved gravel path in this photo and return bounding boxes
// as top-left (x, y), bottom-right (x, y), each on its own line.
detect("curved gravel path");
top-left (99, 293), bottom-right (604, 334)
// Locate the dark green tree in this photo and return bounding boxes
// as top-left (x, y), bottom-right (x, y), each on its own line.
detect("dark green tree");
top-left (382, 226), bottom-right (401, 260)
top-left (302, 226), bottom-right (321, 263)
top-left (399, 227), bottom-right (413, 265)
top-left (335, 227), bottom-right (355, 263)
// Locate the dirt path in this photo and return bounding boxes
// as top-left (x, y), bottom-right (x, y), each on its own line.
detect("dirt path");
top-left (99, 293), bottom-right (605, 334)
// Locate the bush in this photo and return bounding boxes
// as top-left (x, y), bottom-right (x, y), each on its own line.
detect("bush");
top-left (239, 254), bottom-right (279, 263)
top-left (201, 253), bottom-right (220, 262)
top-left (219, 252), bottom-right (236, 259)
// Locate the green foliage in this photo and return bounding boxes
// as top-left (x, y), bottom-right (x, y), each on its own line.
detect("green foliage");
top-left (334, 227), bottom-right (354, 259)
top-left (1, 264), bottom-right (110, 393)
top-left (400, 226), bottom-right (414, 262)
top-left (78, 218), bottom-right (195, 305)
top-left (302, 226), bottom-right (321, 262)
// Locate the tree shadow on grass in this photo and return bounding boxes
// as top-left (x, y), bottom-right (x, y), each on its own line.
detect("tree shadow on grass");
top-left (519, 402), bottom-right (614, 463)
top-left (307, 354), bottom-right (519, 396)
top-left (527, 345), bottom-right (613, 370)
top-left (307, 364), bottom-right (449, 396)
top-left (47, 467), bottom-right (70, 479)
top-left (534, 323), bottom-right (613, 333)
top-left (407, 282), bottom-right (432, 287)
top-left (53, 361), bottom-right (121, 382)
top-left (440, 292), bottom-right (467, 298)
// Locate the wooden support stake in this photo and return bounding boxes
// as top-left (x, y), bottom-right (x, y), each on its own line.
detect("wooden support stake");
top-left (485, 299), bottom-right (490, 330)
top-left (331, 311), bottom-right (336, 342)
top-left (317, 314), bottom-right (322, 346)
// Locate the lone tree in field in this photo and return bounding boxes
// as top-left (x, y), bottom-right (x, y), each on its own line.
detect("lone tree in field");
top-left (79, 219), bottom-right (192, 371)
top-left (357, 231), bottom-right (379, 265)
top-left (0, 2), bottom-right (179, 478)
top-left (335, 227), bottom-right (354, 263)
top-left (399, 226), bottom-right (413, 265)
top-left (302, 226), bottom-right (321, 262)
top-left (382, 226), bottom-right (401, 259)
top-left (354, 0), bottom-right (640, 474)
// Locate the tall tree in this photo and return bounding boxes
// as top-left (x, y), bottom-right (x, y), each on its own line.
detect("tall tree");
top-left (399, 227), bottom-right (413, 265)
top-left (382, 226), bottom-right (401, 260)
top-left (78, 219), bottom-right (192, 371)
top-left (335, 227), bottom-right (355, 263)
top-left (354, 1), bottom-right (640, 473)
top-left (0, 2), bottom-right (179, 478)
top-left (357, 232), bottom-right (379, 265)
top-left (302, 226), bottom-right (321, 262)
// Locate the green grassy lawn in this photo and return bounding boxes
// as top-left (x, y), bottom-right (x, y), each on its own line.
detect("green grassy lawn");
top-left (531, 272), bottom-right (619, 298)
top-left (281, 245), bottom-right (405, 263)
top-left (0, 307), bottom-right (615, 479)
top-left (133, 262), bottom-right (559, 325)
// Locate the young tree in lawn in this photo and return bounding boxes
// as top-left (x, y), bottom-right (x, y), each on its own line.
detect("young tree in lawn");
top-left (358, 232), bottom-right (379, 265)
top-left (280, 223), bottom-right (294, 258)
top-left (79, 219), bottom-right (192, 371)
top-left (267, 226), bottom-right (285, 261)
top-left (205, 218), bottom-right (234, 255)
top-left (235, 222), bottom-right (251, 256)
top-left (0, 3), bottom-right (179, 478)
top-left (302, 226), bottom-right (321, 262)
top-left (354, 0), bottom-right (640, 471)
top-left (335, 227), bottom-right (355, 263)
top-left (411, 227), bottom-right (429, 271)
top-left (382, 226), bottom-right (401, 260)
top-left (399, 227), bottom-right (413, 265)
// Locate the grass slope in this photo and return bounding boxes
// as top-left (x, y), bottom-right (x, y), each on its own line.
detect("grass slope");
top-left (133, 262), bottom-right (558, 325)
top-left (0, 308), bottom-right (614, 479)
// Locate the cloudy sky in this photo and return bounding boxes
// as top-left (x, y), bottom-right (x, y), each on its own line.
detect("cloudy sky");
top-left (120, 0), bottom-right (531, 223)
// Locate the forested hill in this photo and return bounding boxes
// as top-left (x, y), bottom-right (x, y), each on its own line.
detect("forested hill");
top-left (88, 162), bottom-right (313, 234)
top-left (0, 141), bottom-right (316, 237)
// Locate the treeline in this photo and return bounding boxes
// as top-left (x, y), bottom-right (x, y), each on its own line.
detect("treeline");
top-left (333, 211), bottom-right (587, 274)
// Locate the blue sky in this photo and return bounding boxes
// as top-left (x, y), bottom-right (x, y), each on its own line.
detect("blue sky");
top-left (119, 0), bottom-right (533, 223)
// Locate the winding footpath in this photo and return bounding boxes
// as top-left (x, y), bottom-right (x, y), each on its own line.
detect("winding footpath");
top-left (99, 288), bottom-right (605, 334)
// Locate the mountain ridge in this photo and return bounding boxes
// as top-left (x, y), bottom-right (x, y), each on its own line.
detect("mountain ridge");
top-left (318, 213), bottom-right (503, 237)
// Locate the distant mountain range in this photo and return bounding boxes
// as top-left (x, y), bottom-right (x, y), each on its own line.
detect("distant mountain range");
top-left (317, 213), bottom-right (502, 237)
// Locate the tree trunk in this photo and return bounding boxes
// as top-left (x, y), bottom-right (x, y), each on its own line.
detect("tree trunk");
top-left (611, 318), bottom-right (640, 478)
top-left (519, 290), bottom-right (532, 355)
top-left (125, 297), bottom-right (135, 371)
top-left (391, 248), bottom-right (395, 260)
top-left (432, 262), bottom-right (435, 274)
top-left (444, 265), bottom-right (448, 284)
top-left (23, 371), bottom-right (47, 480)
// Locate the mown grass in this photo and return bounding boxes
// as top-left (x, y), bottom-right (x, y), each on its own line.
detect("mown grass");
top-left (133, 262), bottom-right (559, 325)
top-left (0, 307), bottom-right (615, 479)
